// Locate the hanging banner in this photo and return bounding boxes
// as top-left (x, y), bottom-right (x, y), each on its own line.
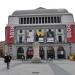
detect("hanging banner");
top-left (47, 29), bottom-right (54, 42)
top-left (67, 25), bottom-right (75, 42)
top-left (27, 30), bottom-right (34, 42)
top-left (6, 26), bottom-right (14, 44)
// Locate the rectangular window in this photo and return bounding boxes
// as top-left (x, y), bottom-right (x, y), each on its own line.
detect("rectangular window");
top-left (48, 17), bottom-right (50, 23)
top-left (45, 17), bottom-right (47, 23)
top-left (54, 17), bottom-right (57, 23)
top-left (19, 36), bottom-right (22, 43)
top-left (36, 17), bottom-right (38, 24)
top-left (30, 17), bottom-right (32, 24)
top-left (33, 17), bottom-right (35, 24)
top-left (42, 17), bottom-right (44, 23)
top-left (39, 17), bottom-right (41, 24)
top-left (58, 36), bottom-right (62, 43)
top-left (51, 17), bottom-right (53, 23)
top-left (57, 16), bottom-right (61, 23)
top-left (27, 17), bottom-right (29, 24)
top-left (21, 18), bottom-right (23, 24)
top-left (24, 18), bottom-right (26, 24)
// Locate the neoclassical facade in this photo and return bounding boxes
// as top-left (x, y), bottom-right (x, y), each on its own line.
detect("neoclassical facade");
top-left (5, 7), bottom-right (75, 60)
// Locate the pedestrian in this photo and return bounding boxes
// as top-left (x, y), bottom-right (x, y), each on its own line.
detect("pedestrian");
top-left (4, 54), bottom-right (12, 69)
top-left (22, 55), bottom-right (25, 62)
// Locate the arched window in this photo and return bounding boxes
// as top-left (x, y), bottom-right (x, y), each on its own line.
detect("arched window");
top-left (17, 47), bottom-right (24, 59)
top-left (57, 46), bottom-right (65, 59)
top-left (47, 46), bottom-right (55, 59)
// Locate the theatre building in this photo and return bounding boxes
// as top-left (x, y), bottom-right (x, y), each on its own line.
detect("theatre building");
top-left (5, 7), bottom-right (75, 59)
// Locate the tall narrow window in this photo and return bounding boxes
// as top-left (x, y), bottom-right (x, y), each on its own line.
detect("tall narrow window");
top-left (36, 17), bottom-right (38, 24)
top-left (19, 36), bottom-right (22, 43)
top-left (27, 17), bottom-right (29, 24)
top-left (42, 17), bottom-right (44, 23)
top-left (30, 17), bottom-right (32, 24)
top-left (57, 16), bottom-right (61, 23)
top-left (33, 17), bottom-right (35, 24)
top-left (51, 17), bottom-right (53, 23)
top-left (54, 17), bottom-right (57, 23)
top-left (58, 36), bottom-right (62, 43)
top-left (48, 17), bottom-right (50, 23)
top-left (45, 17), bottom-right (47, 23)
top-left (24, 18), bottom-right (26, 24)
top-left (39, 17), bottom-right (41, 24)
top-left (21, 18), bottom-right (23, 24)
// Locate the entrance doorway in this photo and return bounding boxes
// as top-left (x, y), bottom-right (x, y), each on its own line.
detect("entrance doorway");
top-left (39, 46), bottom-right (44, 59)
top-left (26, 47), bottom-right (33, 59)
top-left (17, 47), bottom-right (24, 59)
top-left (57, 46), bottom-right (65, 59)
top-left (47, 46), bottom-right (55, 59)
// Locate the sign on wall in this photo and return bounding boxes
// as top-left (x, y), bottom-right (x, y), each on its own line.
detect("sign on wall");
top-left (67, 25), bottom-right (75, 42)
top-left (5, 26), bottom-right (14, 44)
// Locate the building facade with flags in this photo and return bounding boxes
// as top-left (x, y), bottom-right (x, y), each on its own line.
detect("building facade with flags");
top-left (5, 7), bottom-right (75, 59)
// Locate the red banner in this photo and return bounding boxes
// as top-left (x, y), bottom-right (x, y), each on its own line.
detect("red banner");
top-left (5, 26), bottom-right (14, 44)
top-left (67, 25), bottom-right (75, 42)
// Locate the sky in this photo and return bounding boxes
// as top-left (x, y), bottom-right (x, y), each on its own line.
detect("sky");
top-left (0, 0), bottom-right (75, 41)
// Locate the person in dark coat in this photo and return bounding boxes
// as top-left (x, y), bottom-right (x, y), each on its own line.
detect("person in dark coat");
top-left (4, 54), bottom-right (12, 69)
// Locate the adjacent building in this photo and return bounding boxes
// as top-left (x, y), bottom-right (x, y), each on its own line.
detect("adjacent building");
top-left (5, 7), bottom-right (75, 59)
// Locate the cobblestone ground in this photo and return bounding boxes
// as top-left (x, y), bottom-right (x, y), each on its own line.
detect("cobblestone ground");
top-left (0, 58), bottom-right (75, 75)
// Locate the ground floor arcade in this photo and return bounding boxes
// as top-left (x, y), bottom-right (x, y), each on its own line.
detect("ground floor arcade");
top-left (4, 43), bottom-right (75, 60)
top-left (16, 45), bottom-right (65, 60)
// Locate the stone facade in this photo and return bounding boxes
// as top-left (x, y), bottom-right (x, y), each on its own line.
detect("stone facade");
top-left (5, 7), bottom-right (75, 59)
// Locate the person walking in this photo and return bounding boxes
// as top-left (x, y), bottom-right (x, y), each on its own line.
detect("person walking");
top-left (4, 54), bottom-right (12, 69)
top-left (21, 55), bottom-right (25, 62)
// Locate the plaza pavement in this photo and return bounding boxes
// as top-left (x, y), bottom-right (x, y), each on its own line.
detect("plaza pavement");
top-left (0, 58), bottom-right (75, 75)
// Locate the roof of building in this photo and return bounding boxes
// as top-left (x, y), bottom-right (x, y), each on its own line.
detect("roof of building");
top-left (12, 7), bottom-right (69, 16)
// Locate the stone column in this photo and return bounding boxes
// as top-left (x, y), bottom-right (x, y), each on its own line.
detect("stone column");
top-left (54, 46), bottom-right (58, 59)
top-left (44, 46), bottom-right (47, 60)
top-left (31, 42), bottom-right (41, 63)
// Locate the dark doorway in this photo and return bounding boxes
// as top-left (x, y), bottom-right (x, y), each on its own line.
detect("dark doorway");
top-left (47, 46), bottom-right (55, 59)
top-left (26, 47), bottom-right (33, 59)
top-left (57, 46), bottom-right (65, 59)
top-left (17, 47), bottom-right (24, 59)
top-left (39, 46), bottom-right (44, 59)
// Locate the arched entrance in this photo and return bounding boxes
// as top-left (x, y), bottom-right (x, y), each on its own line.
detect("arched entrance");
top-left (47, 46), bottom-right (55, 59)
top-left (39, 46), bottom-right (44, 59)
top-left (26, 47), bottom-right (33, 59)
top-left (57, 46), bottom-right (65, 59)
top-left (17, 47), bottom-right (24, 59)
